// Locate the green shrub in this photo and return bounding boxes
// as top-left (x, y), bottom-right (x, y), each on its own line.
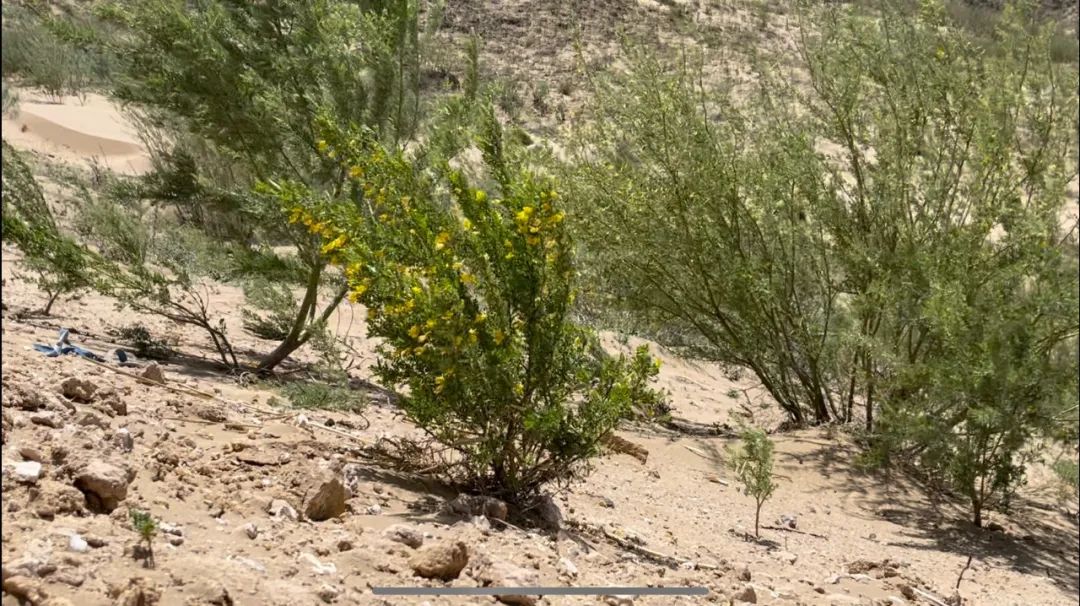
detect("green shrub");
top-left (128, 509), bottom-right (157, 568)
top-left (266, 109), bottom-right (660, 501)
top-left (729, 428), bottom-right (776, 538)
top-left (280, 381), bottom-right (366, 413)
top-left (241, 280), bottom-right (300, 342)
top-left (111, 323), bottom-right (175, 361)
top-left (0, 6), bottom-right (99, 100)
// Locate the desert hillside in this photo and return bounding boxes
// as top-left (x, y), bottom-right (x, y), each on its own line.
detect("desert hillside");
top-left (2, 1), bottom-right (1079, 606)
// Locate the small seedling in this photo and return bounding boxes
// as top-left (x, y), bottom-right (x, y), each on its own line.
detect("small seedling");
top-left (729, 428), bottom-right (776, 538)
top-left (129, 508), bottom-right (158, 568)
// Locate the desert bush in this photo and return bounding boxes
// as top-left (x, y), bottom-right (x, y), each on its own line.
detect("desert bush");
top-left (0, 5), bottom-right (102, 100)
top-left (241, 280), bottom-right (300, 342)
top-left (17, 236), bottom-right (91, 315)
top-left (1052, 460), bottom-right (1079, 506)
top-left (1, 140), bottom-right (89, 313)
top-left (72, 182), bottom-right (240, 365)
top-left (568, 0), bottom-right (1078, 526)
top-left (567, 42), bottom-right (841, 426)
top-left (801, 0), bottom-right (1079, 526)
top-left (280, 381), bottom-right (366, 413)
top-left (111, 323), bottom-right (176, 361)
top-left (91, 0), bottom-right (431, 372)
top-left (266, 108), bottom-right (664, 501)
top-left (729, 428), bottom-right (776, 538)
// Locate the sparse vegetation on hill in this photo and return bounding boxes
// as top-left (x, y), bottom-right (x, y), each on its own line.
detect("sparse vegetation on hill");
top-left (0, 0), bottom-right (1077, 604)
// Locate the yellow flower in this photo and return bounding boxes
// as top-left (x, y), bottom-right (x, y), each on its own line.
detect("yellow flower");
top-left (434, 231), bottom-right (451, 251)
top-left (461, 273), bottom-right (477, 286)
top-left (461, 218), bottom-right (473, 230)
top-left (468, 328), bottom-right (478, 344)
top-left (348, 165), bottom-right (364, 179)
top-left (505, 252), bottom-right (515, 260)
top-left (515, 206), bottom-right (536, 224)
top-left (474, 312), bottom-right (487, 324)
top-left (425, 319), bottom-right (437, 329)
top-left (493, 330), bottom-right (506, 345)
top-left (452, 260), bottom-right (464, 271)
top-left (404, 299), bottom-right (416, 311)
top-left (408, 325), bottom-right (422, 339)
top-left (475, 190), bottom-right (487, 203)
top-left (287, 207), bottom-right (304, 224)
top-left (321, 234), bottom-right (348, 255)
top-left (348, 282), bottom-right (368, 302)
top-left (513, 382), bottom-right (524, 396)
top-left (434, 375), bottom-right (446, 394)
top-left (411, 286), bottom-right (422, 295)
top-left (317, 140), bottom-right (329, 153)
top-left (552, 211), bottom-right (565, 224)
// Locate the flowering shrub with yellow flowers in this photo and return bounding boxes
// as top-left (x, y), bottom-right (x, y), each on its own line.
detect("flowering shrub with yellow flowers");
top-left (265, 113), bottom-right (665, 500)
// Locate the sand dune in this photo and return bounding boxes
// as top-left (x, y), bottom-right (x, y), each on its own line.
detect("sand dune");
top-left (2, 91), bottom-right (151, 175)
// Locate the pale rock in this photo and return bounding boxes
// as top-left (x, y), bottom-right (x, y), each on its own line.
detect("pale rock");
top-left (241, 523), bottom-right (259, 540)
top-left (60, 377), bottom-right (98, 403)
top-left (268, 499), bottom-right (299, 521)
top-left (114, 428), bottom-right (134, 453)
top-left (557, 557), bottom-right (578, 579)
top-left (141, 363), bottom-right (166, 384)
top-left (73, 460), bottom-right (134, 513)
top-left (300, 552), bottom-right (337, 575)
top-left (303, 470), bottom-right (347, 521)
top-left (408, 540), bottom-right (469, 580)
top-left (68, 534), bottom-right (89, 553)
top-left (477, 561), bottom-right (540, 606)
top-left (12, 461), bottom-right (42, 484)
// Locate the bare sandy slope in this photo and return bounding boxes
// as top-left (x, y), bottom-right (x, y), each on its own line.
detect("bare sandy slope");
top-left (2, 91), bottom-right (151, 176)
top-left (2, 81), bottom-right (1078, 606)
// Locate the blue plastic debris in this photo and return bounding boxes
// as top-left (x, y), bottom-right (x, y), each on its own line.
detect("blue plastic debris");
top-left (32, 328), bottom-right (106, 362)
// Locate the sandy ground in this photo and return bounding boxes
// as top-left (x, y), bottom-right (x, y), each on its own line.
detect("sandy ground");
top-left (2, 37), bottom-right (1079, 606)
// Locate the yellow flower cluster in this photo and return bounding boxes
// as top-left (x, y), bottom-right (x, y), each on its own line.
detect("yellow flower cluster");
top-left (321, 234), bottom-right (348, 255)
top-left (513, 190), bottom-right (566, 247)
